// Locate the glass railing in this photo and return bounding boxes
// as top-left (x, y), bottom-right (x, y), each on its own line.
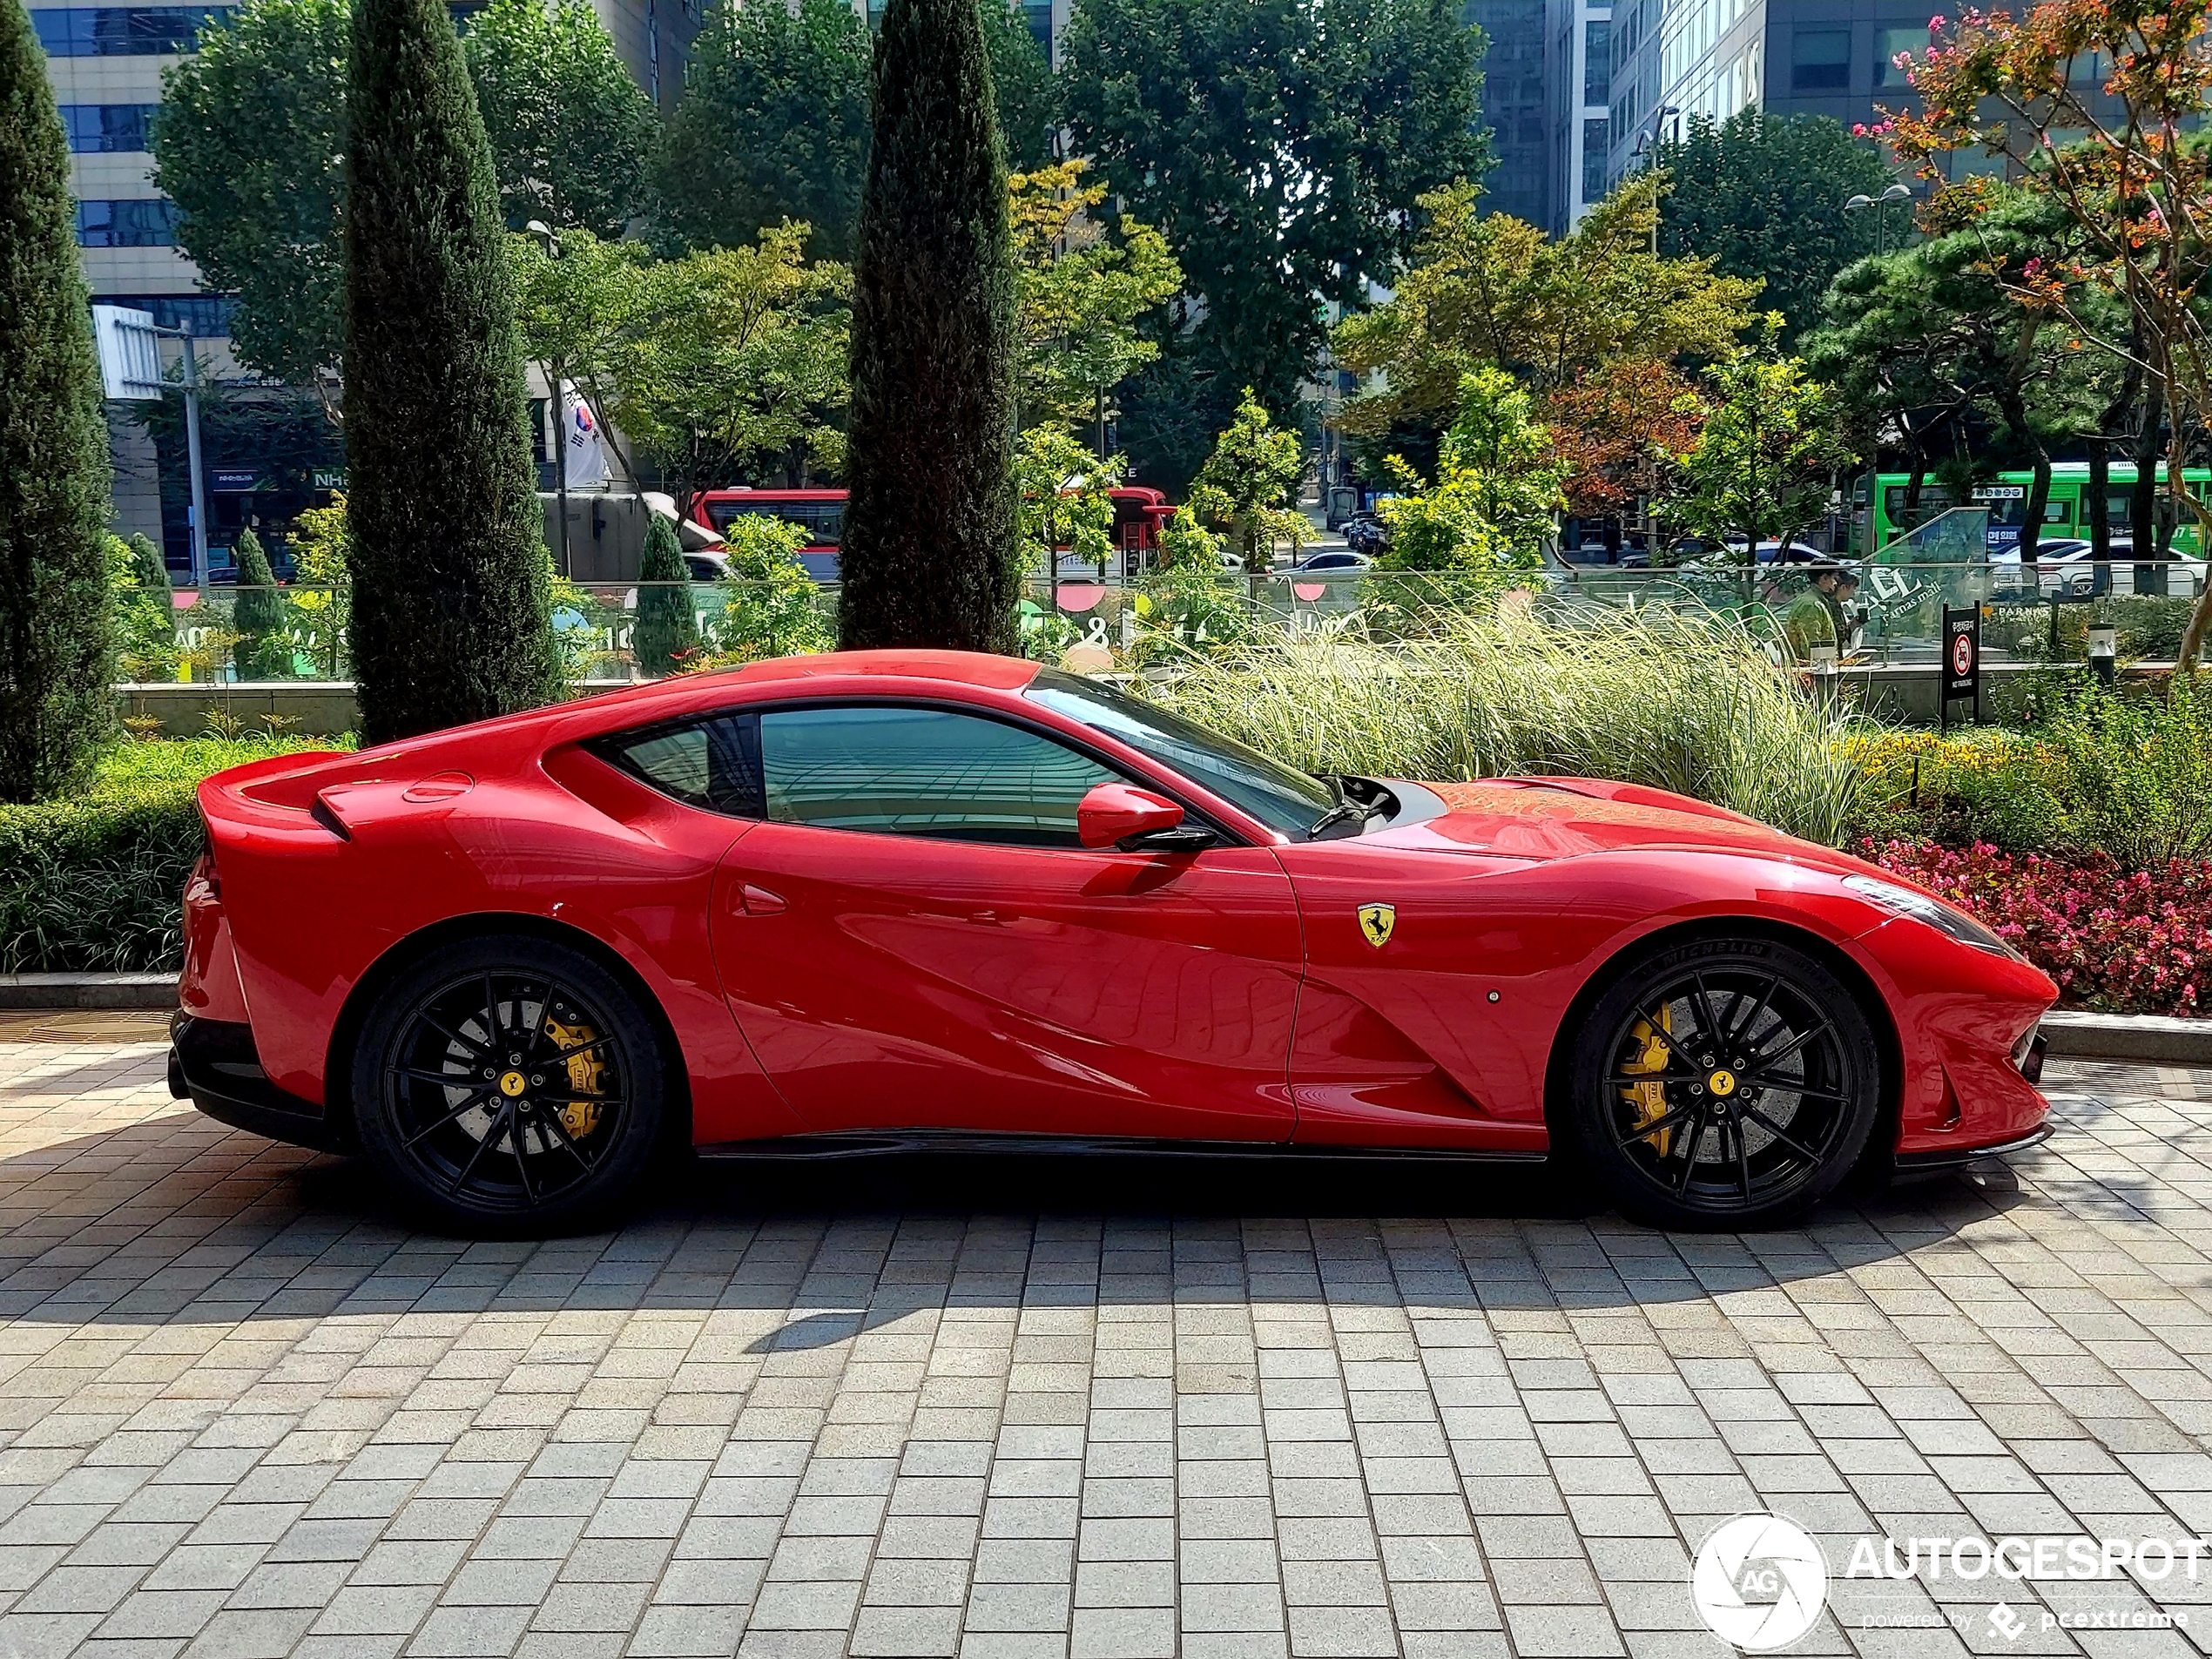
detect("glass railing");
top-left (111, 553), bottom-right (2205, 686)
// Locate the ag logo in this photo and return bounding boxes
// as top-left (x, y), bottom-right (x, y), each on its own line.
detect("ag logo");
top-left (1691, 1513), bottom-right (1827, 1651)
top-left (1356, 903), bottom-right (1395, 948)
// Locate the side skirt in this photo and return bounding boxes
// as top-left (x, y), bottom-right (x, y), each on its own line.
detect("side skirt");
top-left (695, 1130), bottom-right (1549, 1164)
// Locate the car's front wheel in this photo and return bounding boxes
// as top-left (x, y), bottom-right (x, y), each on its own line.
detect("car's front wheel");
top-left (351, 935), bottom-right (670, 1235)
top-left (1568, 936), bottom-right (1883, 1231)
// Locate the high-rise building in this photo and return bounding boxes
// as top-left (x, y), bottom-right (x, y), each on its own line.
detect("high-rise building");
top-left (1546, 0), bottom-right (1609, 231)
top-left (32, 0), bottom-right (696, 567)
top-left (1600, 0), bottom-right (1947, 191)
top-left (1467, 1), bottom-right (1553, 228)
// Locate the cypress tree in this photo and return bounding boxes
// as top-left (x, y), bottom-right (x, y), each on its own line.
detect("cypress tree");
top-left (632, 515), bottom-right (698, 675)
top-left (345, 0), bottom-right (555, 743)
top-left (838, 0), bottom-right (1017, 652)
top-left (232, 529), bottom-right (288, 678)
top-left (127, 533), bottom-right (171, 604)
top-left (0, 0), bottom-right (116, 800)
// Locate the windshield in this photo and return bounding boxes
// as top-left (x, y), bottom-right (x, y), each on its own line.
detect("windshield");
top-left (1027, 668), bottom-right (1338, 838)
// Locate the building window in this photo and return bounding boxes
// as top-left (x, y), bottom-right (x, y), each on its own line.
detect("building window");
top-left (59, 103), bottom-right (158, 152)
top-left (1791, 28), bottom-right (1850, 91)
top-left (75, 199), bottom-right (180, 247)
top-left (1582, 18), bottom-right (1609, 105)
top-left (1874, 25), bottom-right (1925, 89)
top-left (1581, 118), bottom-right (1608, 201)
top-left (31, 6), bottom-right (233, 56)
top-left (90, 293), bottom-right (234, 334)
top-left (1023, 0), bottom-right (1049, 50)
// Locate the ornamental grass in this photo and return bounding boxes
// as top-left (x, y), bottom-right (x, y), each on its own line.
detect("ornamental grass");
top-left (1150, 601), bottom-right (1868, 846)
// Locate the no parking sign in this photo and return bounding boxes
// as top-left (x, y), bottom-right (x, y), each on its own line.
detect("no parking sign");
top-left (1942, 605), bottom-right (1980, 728)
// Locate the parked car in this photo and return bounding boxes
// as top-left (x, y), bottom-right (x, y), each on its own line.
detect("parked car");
top-left (1339, 514), bottom-right (1389, 556)
top-left (175, 650), bottom-right (2054, 1235)
top-left (1285, 550), bottom-right (1374, 575)
top-left (1994, 538), bottom-right (2207, 599)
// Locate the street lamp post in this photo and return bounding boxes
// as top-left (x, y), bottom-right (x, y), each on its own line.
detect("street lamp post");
top-left (524, 220), bottom-right (570, 579)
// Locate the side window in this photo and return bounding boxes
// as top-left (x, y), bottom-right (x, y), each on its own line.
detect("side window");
top-left (760, 705), bottom-right (1117, 847)
top-left (596, 713), bottom-right (762, 816)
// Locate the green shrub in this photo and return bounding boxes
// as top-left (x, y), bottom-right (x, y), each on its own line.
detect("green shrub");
top-left (0, 736), bottom-right (345, 972)
top-left (1153, 601), bottom-right (1868, 846)
top-left (1842, 676), bottom-right (2212, 867)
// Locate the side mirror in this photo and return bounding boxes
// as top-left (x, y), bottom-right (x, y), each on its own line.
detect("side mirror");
top-left (1078, 782), bottom-right (1194, 850)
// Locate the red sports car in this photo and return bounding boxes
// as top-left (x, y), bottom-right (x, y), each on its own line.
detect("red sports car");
top-left (171, 650), bottom-right (2055, 1234)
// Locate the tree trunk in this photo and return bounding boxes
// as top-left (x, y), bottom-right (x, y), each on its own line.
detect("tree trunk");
top-left (2132, 375), bottom-right (2164, 554)
top-left (2087, 438), bottom-right (2111, 561)
top-left (2020, 452), bottom-right (2053, 568)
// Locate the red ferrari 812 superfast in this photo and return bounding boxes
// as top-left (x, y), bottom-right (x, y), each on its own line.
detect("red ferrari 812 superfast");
top-left (171, 650), bottom-right (2055, 1234)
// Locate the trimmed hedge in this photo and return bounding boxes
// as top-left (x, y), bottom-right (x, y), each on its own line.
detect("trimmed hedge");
top-left (0, 738), bottom-right (340, 973)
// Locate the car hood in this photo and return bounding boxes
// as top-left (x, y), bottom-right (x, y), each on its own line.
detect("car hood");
top-left (1366, 777), bottom-right (1882, 878)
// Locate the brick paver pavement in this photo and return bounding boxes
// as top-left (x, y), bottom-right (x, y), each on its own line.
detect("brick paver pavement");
top-left (2, 1014), bottom-right (2211, 1656)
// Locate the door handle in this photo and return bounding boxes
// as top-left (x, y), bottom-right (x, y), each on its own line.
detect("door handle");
top-left (738, 883), bottom-right (786, 916)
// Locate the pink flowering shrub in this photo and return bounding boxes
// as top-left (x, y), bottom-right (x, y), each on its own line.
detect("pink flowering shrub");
top-left (1864, 838), bottom-right (2211, 1016)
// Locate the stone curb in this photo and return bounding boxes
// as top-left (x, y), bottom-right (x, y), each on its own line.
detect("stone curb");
top-left (3, 975), bottom-right (2209, 1067)
top-left (2040, 1009), bottom-right (2212, 1066)
top-left (0, 974), bottom-right (177, 1012)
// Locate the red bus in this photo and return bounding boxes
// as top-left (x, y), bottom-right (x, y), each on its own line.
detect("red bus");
top-left (692, 485), bottom-right (1178, 582)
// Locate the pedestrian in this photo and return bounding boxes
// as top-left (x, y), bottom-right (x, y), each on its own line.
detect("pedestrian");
top-left (1781, 563), bottom-right (1844, 661)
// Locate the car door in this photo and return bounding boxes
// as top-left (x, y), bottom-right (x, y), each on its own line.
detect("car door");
top-left (606, 700), bottom-right (1304, 1143)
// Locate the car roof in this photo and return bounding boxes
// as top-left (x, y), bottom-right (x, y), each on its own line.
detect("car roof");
top-left (721, 649), bottom-right (1042, 691)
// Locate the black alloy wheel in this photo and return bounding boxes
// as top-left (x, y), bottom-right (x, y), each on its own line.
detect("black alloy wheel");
top-left (353, 936), bottom-right (668, 1234)
top-left (1568, 937), bottom-right (1883, 1230)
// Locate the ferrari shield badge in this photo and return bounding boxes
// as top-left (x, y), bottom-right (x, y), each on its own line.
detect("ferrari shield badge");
top-left (1356, 903), bottom-right (1396, 948)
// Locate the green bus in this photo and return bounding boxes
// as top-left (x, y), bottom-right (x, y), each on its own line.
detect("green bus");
top-left (1865, 462), bottom-right (2209, 557)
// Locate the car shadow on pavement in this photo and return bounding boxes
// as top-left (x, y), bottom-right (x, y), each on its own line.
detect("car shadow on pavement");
top-left (0, 1103), bottom-right (2060, 1327)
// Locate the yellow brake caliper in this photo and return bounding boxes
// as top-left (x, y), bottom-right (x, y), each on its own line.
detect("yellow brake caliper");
top-left (1619, 1005), bottom-right (1675, 1157)
top-left (543, 1017), bottom-right (605, 1139)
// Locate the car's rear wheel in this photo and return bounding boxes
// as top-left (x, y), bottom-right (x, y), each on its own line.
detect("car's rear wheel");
top-left (352, 935), bottom-right (668, 1235)
top-left (1568, 936), bottom-right (1883, 1231)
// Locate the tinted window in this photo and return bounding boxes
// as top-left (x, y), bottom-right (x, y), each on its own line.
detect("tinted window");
top-left (597, 714), bottom-right (761, 816)
top-left (1026, 669), bottom-right (1338, 838)
top-left (1791, 28), bottom-right (1850, 91)
top-left (761, 706), bottom-right (1117, 847)
top-left (704, 498), bottom-right (844, 546)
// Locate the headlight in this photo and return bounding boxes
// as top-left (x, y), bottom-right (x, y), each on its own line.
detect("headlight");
top-left (1843, 873), bottom-right (2017, 958)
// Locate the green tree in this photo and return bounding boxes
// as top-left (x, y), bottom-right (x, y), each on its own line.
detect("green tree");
top-left (0, 0), bottom-right (114, 799)
top-left (511, 224), bottom-right (853, 517)
top-left (464, 0), bottom-right (656, 239)
top-left (231, 529), bottom-right (292, 678)
top-left (1062, 0), bottom-right (1487, 426)
top-left (1153, 505), bottom-right (1224, 571)
top-left (153, 0), bottom-right (649, 395)
top-left (1654, 110), bottom-right (1898, 343)
top-left (982, 1), bottom-right (1056, 171)
top-left (1372, 369), bottom-right (1562, 583)
top-left (1667, 323), bottom-right (1856, 556)
top-left (840, 0), bottom-right (1019, 651)
top-left (1806, 186), bottom-right (2107, 562)
top-left (1188, 389), bottom-right (1308, 570)
top-left (152, 0), bottom-right (349, 393)
top-left (1335, 174), bottom-right (1761, 439)
top-left (654, 0), bottom-right (872, 259)
top-left (1010, 159), bottom-right (1182, 434)
top-left (1015, 422), bottom-right (1126, 579)
top-left (346, 0), bottom-right (554, 742)
top-left (632, 515), bottom-right (700, 674)
top-left (707, 515), bottom-right (833, 664)
top-left (126, 533), bottom-right (171, 601)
